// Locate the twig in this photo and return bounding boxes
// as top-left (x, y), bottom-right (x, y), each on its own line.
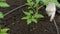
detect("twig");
top-left (53, 19), bottom-right (59, 34)
top-left (4, 3), bottom-right (27, 17)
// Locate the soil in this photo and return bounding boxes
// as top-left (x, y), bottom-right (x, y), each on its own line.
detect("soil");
top-left (0, 0), bottom-right (60, 34)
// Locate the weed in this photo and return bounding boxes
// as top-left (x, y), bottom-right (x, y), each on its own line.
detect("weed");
top-left (21, 0), bottom-right (44, 25)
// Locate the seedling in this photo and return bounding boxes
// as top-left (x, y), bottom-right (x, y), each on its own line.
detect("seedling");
top-left (21, 10), bottom-right (44, 24)
top-left (21, 0), bottom-right (44, 24)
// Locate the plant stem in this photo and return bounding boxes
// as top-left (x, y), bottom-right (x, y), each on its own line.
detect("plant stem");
top-left (38, 5), bottom-right (44, 10)
top-left (4, 3), bottom-right (27, 17)
top-left (36, 5), bottom-right (44, 14)
top-left (53, 19), bottom-right (59, 34)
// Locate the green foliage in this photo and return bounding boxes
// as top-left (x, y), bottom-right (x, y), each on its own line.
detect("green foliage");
top-left (27, 0), bottom-right (34, 7)
top-left (40, 0), bottom-right (60, 8)
top-left (0, 28), bottom-right (9, 34)
top-left (0, 12), bottom-right (4, 18)
top-left (21, 10), bottom-right (44, 24)
top-left (0, 0), bottom-right (10, 19)
top-left (34, 0), bottom-right (41, 8)
top-left (27, 0), bottom-right (41, 8)
top-left (21, 0), bottom-right (44, 25)
top-left (0, 0), bottom-right (6, 1)
top-left (0, 2), bottom-right (10, 7)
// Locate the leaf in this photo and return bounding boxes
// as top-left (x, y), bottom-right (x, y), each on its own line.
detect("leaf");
top-left (27, 0), bottom-right (32, 3)
top-left (0, 33), bottom-right (7, 34)
top-left (21, 16), bottom-right (30, 20)
top-left (31, 18), bottom-right (37, 23)
top-left (27, 0), bottom-right (34, 7)
top-left (34, 13), bottom-right (44, 18)
top-left (31, 16), bottom-right (37, 23)
top-left (34, 0), bottom-right (40, 8)
top-left (0, 2), bottom-right (10, 7)
top-left (34, 3), bottom-right (39, 8)
top-left (51, 0), bottom-right (60, 8)
top-left (36, 0), bottom-right (40, 4)
top-left (0, 0), bottom-right (6, 1)
top-left (27, 19), bottom-right (32, 24)
top-left (27, 1), bottom-right (34, 7)
top-left (29, 10), bottom-right (33, 14)
top-left (1, 28), bottom-right (9, 33)
top-left (30, 1), bottom-right (34, 7)
top-left (0, 12), bottom-right (4, 18)
top-left (23, 11), bottom-right (31, 16)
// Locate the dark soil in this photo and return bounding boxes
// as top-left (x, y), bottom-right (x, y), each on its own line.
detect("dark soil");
top-left (0, 0), bottom-right (60, 34)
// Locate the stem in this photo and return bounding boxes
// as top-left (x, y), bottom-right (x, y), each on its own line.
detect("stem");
top-left (53, 19), bottom-right (59, 34)
top-left (31, 7), bottom-right (35, 12)
top-left (38, 5), bottom-right (44, 10)
top-left (36, 5), bottom-right (44, 13)
top-left (4, 3), bottom-right (27, 17)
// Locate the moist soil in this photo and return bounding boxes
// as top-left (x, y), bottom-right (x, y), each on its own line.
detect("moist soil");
top-left (0, 0), bottom-right (60, 34)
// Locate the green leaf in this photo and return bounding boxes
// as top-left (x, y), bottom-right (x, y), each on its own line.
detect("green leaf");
top-left (0, 12), bottom-right (4, 18)
top-left (27, 19), bottom-right (32, 24)
top-left (34, 0), bottom-right (40, 8)
top-left (34, 13), bottom-right (44, 18)
top-left (0, 33), bottom-right (7, 34)
top-left (21, 16), bottom-right (30, 20)
top-left (27, 0), bottom-right (34, 7)
top-left (27, 1), bottom-right (34, 7)
top-left (29, 10), bottom-right (33, 14)
top-left (0, 0), bottom-right (6, 1)
top-left (1, 28), bottom-right (9, 33)
top-left (27, 0), bottom-right (32, 3)
top-left (31, 18), bottom-right (37, 23)
top-left (0, 2), bottom-right (10, 7)
top-left (23, 11), bottom-right (31, 16)
top-left (36, 0), bottom-right (40, 4)
top-left (21, 17), bottom-right (27, 19)
top-left (34, 3), bottom-right (38, 8)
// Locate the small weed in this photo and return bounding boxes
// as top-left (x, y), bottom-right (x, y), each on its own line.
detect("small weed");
top-left (21, 10), bottom-right (44, 24)
top-left (21, 0), bottom-right (44, 25)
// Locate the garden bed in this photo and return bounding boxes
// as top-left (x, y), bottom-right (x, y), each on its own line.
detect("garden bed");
top-left (0, 0), bottom-right (60, 34)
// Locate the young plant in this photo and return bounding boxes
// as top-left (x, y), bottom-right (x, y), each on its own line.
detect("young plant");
top-left (21, 10), bottom-right (44, 24)
top-left (21, 0), bottom-right (44, 25)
